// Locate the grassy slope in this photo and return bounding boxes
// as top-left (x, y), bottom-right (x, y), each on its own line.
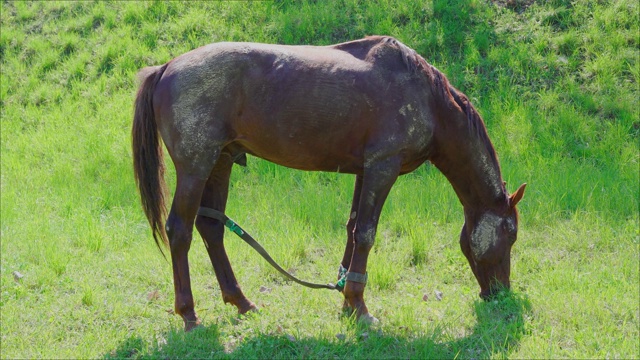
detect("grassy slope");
top-left (1, 0), bottom-right (637, 358)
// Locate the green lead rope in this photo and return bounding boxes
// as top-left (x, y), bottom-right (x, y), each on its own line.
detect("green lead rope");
top-left (197, 206), bottom-right (368, 292)
top-left (198, 207), bottom-right (339, 290)
top-left (224, 219), bottom-right (244, 237)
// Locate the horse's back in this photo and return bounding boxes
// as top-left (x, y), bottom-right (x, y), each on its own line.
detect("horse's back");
top-left (154, 37), bottom-right (432, 174)
top-left (157, 36), bottom-right (418, 110)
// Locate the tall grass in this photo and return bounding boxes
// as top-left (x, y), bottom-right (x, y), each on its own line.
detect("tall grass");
top-left (1, 0), bottom-right (638, 358)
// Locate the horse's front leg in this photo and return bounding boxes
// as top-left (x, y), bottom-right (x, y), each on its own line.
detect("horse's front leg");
top-left (166, 174), bottom-right (209, 331)
top-left (343, 158), bottom-right (400, 324)
top-left (339, 175), bottom-right (363, 311)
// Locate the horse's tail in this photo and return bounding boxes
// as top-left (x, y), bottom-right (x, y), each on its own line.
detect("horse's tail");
top-left (132, 63), bottom-right (169, 254)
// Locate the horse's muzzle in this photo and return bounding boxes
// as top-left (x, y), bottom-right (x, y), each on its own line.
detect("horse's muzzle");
top-left (479, 282), bottom-right (510, 301)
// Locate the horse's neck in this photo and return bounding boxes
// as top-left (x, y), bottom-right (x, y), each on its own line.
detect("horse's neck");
top-left (430, 128), bottom-right (507, 212)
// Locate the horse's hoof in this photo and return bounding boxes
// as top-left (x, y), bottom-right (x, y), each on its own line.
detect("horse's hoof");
top-left (239, 303), bottom-right (260, 316)
top-left (358, 313), bottom-right (379, 326)
top-left (237, 300), bottom-right (259, 315)
top-left (184, 318), bottom-right (202, 332)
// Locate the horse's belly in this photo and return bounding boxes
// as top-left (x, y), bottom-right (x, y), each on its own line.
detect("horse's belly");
top-left (234, 118), bottom-right (366, 173)
top-left (234, 77), bottom-right (373, 172)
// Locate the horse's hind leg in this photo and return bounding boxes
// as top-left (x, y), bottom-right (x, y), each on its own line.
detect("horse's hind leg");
top-left (195, 154), bottom-right (257, 314)
top-left (166, 169), bottom-right (212, 331)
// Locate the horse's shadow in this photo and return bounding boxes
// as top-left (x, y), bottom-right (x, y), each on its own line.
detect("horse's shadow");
top-left (105, 291), bottom-right (531, 359)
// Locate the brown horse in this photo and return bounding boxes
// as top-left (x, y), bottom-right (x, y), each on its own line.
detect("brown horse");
top-left (132, 36), bottom-right (526, 330)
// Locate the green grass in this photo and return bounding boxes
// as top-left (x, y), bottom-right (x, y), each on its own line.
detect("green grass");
top-left (1, 0), bottom-right (638, 358)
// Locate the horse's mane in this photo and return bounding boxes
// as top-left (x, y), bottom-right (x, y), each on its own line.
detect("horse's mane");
top-left (443, 78), bottom-right (499, 166)
top-left (397, 43), bottom-right (499, 166)
top-left (346, 36), bottom-right (499, 166)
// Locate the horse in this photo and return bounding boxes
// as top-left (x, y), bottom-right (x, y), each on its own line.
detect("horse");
top-left (132, 36), bottom-right (526, 331)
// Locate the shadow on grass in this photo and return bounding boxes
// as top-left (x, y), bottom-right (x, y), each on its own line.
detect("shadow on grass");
top-left (105, 291), bottom-right (531, 359)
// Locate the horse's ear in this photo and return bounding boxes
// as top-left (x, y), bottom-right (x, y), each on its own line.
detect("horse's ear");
top-left (509, 183), bottom-right (526, 208)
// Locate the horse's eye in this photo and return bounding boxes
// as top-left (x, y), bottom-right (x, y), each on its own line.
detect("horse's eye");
top-left (503, 218), bottom-right (517, 235)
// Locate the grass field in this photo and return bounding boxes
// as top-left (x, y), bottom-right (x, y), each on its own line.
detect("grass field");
top-left (1, 0), bottom-right (638, 358)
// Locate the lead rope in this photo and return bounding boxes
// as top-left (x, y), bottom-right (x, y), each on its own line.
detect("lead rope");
top-left (197, 207), bottom-right (367, 291)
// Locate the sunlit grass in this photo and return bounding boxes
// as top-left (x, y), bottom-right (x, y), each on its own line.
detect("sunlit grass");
top-left (1, 0), bottom-right (638, 358)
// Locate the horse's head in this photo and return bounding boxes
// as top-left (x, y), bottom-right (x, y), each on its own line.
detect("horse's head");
top-left (460, 183), bottom-right (526, 300)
